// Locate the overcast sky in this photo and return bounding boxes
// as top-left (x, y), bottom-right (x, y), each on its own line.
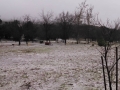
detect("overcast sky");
top-left (0, 0), bottom-right (120, 22)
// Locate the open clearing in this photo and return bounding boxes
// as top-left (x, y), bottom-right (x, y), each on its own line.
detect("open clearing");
top-left (0, 41), bottom-right (120, 90)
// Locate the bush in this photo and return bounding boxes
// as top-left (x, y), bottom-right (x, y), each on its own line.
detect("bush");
top-left (40, 40), bottom-right (44, 44)
top-left (97, 38), bottom-right (106, 46)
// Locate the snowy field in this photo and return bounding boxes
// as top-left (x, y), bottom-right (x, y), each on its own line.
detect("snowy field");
top-left (0, 41), bottom-right (120, 90)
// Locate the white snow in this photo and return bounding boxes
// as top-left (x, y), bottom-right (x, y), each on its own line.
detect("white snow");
top-left (0, 41), bottom-right (119, 90)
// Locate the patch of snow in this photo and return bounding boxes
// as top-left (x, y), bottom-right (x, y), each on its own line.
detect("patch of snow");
top-left (0, 42), bottom-right (119, 90)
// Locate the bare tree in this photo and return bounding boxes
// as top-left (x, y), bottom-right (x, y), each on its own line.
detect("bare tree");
top-left (40, 11), bottom-right (53, 44)
top-left (98, 19), bottom-right (120, 90)
top-left (73, 0), bottom-right (88, 44)
top-left (11, 20), bottom-right (23, 46)
top-left (22, 15), bottom-right (37, 45)
top-left (0, 19), bottom-right (2, 24)
top-left (0, 19), bottom-right (3, 42)
top-left (85, 5), bottom-right (95, 43)
top-left (23, 15), bottom-right (31, 23)
top-left (57, 11), bottom-right (73, 45)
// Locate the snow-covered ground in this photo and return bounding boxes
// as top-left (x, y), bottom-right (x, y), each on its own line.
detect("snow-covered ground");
top-left (0, 41), bottom-right (119, 90)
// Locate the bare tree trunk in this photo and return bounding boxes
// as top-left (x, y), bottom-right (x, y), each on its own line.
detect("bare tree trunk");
top-left (18, 39), bottom-right (21, 46)
top-left (116, 47), bottom-right (118, 90)
top-left (65, 39), bottom-right (66, 45)
top-left (26, 41), bottom-right (28, 46)
top-left (77, 40), bottom-right (79, 44)
top-left (104, 46), bottom-right (112, 90)
top-left (101, 56), bottom-right (107, 90)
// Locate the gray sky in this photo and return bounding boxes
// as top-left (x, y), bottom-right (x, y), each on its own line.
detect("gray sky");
top-left (0, 0), bottom-right (120, 22)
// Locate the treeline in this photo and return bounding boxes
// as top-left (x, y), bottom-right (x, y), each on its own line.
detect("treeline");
top-left (0, 1), bottom-right (120, 45)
